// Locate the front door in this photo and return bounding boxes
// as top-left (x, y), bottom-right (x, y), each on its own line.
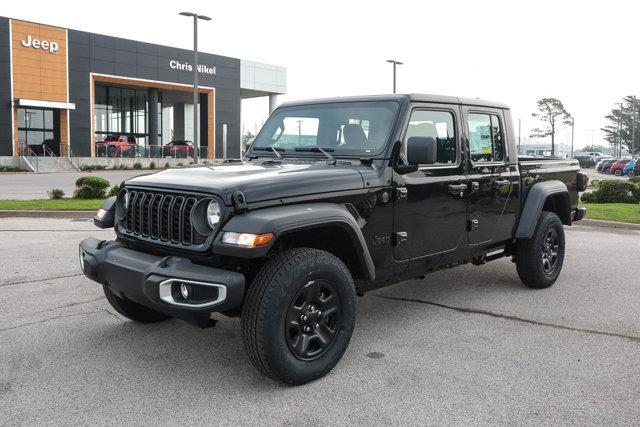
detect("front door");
top-left (393, 104), bottom-right (468, 261)
top-left (464, 108), bottom-right (517, 245)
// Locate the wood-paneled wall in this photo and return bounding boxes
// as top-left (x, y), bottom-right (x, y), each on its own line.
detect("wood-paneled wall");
top-left (11, 20), bottom-right (68, 102)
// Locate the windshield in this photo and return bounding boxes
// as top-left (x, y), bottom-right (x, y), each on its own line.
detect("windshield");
top-left (251, 101), bottom-right (399, 157)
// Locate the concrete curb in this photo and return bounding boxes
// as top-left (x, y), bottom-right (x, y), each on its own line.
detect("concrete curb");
top-left (578, 219), bottom-right (640, 231)
top-left (0, 210), bottom-right (95, 219)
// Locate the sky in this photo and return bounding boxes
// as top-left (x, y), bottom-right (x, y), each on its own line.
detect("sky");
top-left (3, 0), bottom-right (639, 150)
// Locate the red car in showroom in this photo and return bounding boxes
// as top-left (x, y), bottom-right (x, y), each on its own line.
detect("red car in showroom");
top-left (609, 159), bottom-right (632, 176)
top-left (96, 135), bottom-right (137, 157)
top-left (163, 140), bottom-right (194, 158)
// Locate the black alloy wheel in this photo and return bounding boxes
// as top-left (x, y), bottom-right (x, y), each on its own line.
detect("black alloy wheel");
top-left (541, 228), bottom-right (559, 275)
top-left (285, 279), bottom-right (341, 361)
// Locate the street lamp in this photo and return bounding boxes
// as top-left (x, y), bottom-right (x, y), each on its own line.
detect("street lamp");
top-left (386, 59), bottom-right (403, 94)
top-left (179, 11), bottom-right (212, 163)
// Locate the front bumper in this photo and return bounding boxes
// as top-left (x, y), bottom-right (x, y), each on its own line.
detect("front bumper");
top-left (79, 237), bottom-right (245, 326)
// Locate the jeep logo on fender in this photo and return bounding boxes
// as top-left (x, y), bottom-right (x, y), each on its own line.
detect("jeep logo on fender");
top-left (20, 35), bottom-right (59, 54)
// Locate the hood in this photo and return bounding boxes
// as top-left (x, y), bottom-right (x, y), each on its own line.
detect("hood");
top-left (124, 162), bottom-right (366, 205)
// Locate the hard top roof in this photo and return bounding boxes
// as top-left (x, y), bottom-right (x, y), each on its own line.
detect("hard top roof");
top-left (279, 94), bottom-right (510, 110)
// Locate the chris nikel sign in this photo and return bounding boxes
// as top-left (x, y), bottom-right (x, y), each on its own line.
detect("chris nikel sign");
top-left (169, 60), bottom-right (216, 75)
top-left (20, 34), bottom-right (59, 53)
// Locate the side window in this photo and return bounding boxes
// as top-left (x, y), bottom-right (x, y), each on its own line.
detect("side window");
top-left (468, 112), bottom-right (504, 163)
top-left (405, 110), bottom-right (457, 165)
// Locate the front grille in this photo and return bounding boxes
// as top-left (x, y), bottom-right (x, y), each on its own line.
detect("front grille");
top-left (121, 189), bottom-right (208, 247)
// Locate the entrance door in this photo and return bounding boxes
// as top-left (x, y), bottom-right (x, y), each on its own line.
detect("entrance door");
top-left (17, 108), bottom-right (59, 155)
top-left (393, 105), bottom-right (468, 261)
top-left (464, 108), bottom-right (517, 245)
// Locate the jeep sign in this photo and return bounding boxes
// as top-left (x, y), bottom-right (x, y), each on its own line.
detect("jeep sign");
top-left (20, 35), bottom-right (59, 54)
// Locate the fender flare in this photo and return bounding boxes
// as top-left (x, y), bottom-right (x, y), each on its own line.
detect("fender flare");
top-left (214, 203), bottom-right (376, 281)
top-left (515, 180), bottom-right (570, 239)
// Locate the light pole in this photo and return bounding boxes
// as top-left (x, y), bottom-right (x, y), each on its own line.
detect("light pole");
top-left (632, 96), bottom-right (637, 157)
top-left (570, 117), bottom-right (575, 158)
top-left (180, 11), bottom-right (211, 163)
top-left (617, 102), bottom-right (624, 158)
top-left (386, 59), bottom-right (403, 94)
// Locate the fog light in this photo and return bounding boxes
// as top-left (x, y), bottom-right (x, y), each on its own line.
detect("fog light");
top-left (180, 283), bottom-right (191, 300)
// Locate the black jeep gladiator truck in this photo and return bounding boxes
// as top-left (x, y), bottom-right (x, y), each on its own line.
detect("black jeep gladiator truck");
top-left (80, 94), bottom-right (588, 385)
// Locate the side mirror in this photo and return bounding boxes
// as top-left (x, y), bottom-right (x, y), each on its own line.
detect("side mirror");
top-left (407, 136), bottom-right (437, 165)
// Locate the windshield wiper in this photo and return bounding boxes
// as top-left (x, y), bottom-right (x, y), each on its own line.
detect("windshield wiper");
top-left (294, 147), bottom-right (336, 165)
top-left (253, 146), bottom-right (284, 159)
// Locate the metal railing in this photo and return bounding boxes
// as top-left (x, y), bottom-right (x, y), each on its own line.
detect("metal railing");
top-left (94, 144), bottom-right (211, 161)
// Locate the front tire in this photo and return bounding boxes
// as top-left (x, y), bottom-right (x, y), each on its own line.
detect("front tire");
top-left (241, 248), bottom-right (356, 385)
top-left (103, 285), bottom-right (170, 323)
top-left (516, 211), bottom-right (565, 289)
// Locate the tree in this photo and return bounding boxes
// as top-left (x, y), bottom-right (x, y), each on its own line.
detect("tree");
top-left (530, 98), bottom-right (573, 156)
top-left (582, 144), bottom-right (606, 153)
top-left (601, 96), bottom-right (639, 156)
top-left (242, 130), bottom-right (255, 144)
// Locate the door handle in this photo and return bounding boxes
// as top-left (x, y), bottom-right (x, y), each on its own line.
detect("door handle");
top-left (492, 179), bottom-right (511, 190)
top-left (448, 183), bottom-right (467, 197)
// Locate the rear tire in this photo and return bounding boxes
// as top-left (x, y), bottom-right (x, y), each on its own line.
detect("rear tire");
top-left (241, 248), bottom-right (356, 385)
top-left (516, 211), bottom-right (565, 289)
top-left (103, 285), bottom-right (170, 323)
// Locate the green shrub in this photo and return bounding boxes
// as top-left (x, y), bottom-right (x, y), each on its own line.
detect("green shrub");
top-left (0, 166), bottom-right (21, 172)
top-left (133, 162), bottom-right (142, 170)
top-left (74, 176), bottom-right (110, 199)
top-left (118, 164), bottom-right (128, 170)
top-left (79, 164), bottom-right (106, 171)
top-left (149, 161), bottom-right (156, 169)
top-left (48, 188), bottom-right (65, 200)
top-left (587, 180), bottom-right (637, 203)
top-left (629, 176), bottom-right (640, 184)
top-left (580, 192), bottom-right (596, 203)
top-left (632, 184), bottom-right (640, 203)
top-left (107, 184), bottom-right (121, 198)
top-left (164, 162), bottom-right (170, 169)
top-left (589, 179), bottom-right (599, 188)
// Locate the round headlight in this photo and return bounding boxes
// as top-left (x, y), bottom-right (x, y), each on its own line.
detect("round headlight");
top-left (206, 200), bottom-right (222, 230)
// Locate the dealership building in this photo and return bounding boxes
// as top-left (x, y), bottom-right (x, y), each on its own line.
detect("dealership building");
top-left (0, 16), bottom-right (286, 163)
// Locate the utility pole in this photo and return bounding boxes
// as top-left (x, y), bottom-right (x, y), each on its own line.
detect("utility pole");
top-left (180, 11), bottom-right (211, 163)
top-left (386, 60), bottom-right (403, 94)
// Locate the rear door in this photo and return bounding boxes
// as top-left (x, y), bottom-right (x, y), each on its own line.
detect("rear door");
top-left (463, 107), bottom-right (518, 245)
top-left (393, 104), bottom-right (468, 261)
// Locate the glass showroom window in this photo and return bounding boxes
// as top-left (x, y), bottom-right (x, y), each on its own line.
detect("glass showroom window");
top-left (17, 108), bottom-right (55, 147)
top-left (94, 84), bottom-right (162, 153)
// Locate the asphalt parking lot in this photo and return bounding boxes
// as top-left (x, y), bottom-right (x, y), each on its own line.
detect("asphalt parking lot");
top-left (1, 218), bottom-right (639, 424)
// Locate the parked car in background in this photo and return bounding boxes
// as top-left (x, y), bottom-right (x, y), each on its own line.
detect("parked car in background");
top-left (162, 140), bottom-right (194, 158)
top-left (574, 151), bottom-right (612, 162)
top-left (627, 159), bottom-right (640, 177)
top-left (573, 155), bottom-right (596, 168)
top-left (610, 159), bottom-right (631, 176)
top-left (623, 159), bottom-right (638, 177)
top-left (599, 159), bottom-right (616, 174)
top-left (96, 135), bottom-right (137, 157)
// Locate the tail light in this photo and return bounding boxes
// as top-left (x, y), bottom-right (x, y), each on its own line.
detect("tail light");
top-left (577, 171), bottom-right (589, 192)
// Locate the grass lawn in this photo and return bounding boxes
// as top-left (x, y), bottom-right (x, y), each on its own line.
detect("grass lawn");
top-left (0, 199), bottom-right (104, 211)
top-left (582, 203), bottom-right (640, 224)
